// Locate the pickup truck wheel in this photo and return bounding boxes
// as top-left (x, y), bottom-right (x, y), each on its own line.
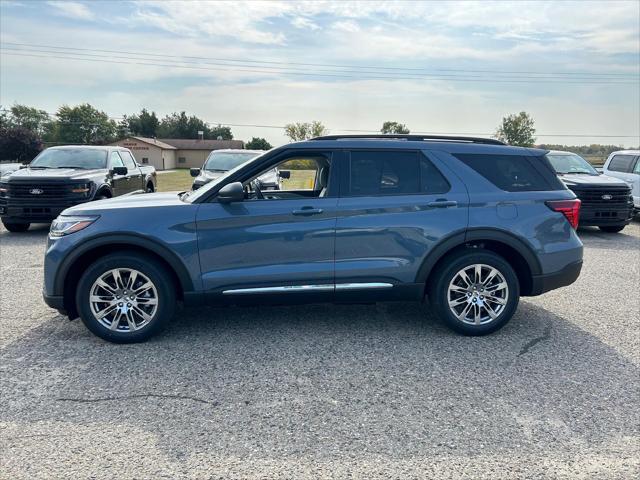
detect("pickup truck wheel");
top-left (599, 225), bottom-right (625, 233)
top-left (428, 250), bottom-right (519, 336)
top-left (146, 183), bottom-right (154, 193)
top-left (1, 220), bottom-right (30, 232)
top-left (76, 252), bottom-right (176, 343)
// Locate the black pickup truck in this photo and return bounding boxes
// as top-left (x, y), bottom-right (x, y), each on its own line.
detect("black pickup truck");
top-left (0, 145), bottom-right (156, 232)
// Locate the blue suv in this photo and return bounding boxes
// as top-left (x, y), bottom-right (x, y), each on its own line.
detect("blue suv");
top-left (43, 135), bottom-right (583, 343)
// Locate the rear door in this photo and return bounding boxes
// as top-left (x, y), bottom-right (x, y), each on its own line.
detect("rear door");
top-left (334, 149), bottom-right (468, 300)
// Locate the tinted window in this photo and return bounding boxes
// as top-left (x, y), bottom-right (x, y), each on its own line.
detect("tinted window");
top-left (31, 148), bottom-right (107, 169)
top-left (110, 152), bottom-right (125, 168)
top-left (119, 151), bottom-right (137, 169)
top-left (349, 151), bottom-right (448, 195)
top-left (204, 151), bottom-right (258, 171)
top-left (608, 155), bottom-right (636, 173)
top-left (453, 153), bottom-right (564, 192)
top-left (633, 158), bottom-right (640, 174)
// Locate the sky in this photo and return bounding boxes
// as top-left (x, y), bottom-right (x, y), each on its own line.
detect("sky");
top-left (1, 0), bottom-right (639, 146)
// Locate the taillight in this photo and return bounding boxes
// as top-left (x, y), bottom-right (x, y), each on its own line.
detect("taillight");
top-left (546, 199), bottom-right (581, 229)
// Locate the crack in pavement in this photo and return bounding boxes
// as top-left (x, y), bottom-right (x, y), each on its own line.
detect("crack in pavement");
top-left (518, 322), bottom-right (552, 357)
top-left (56, 393), bottom-right (217, 405)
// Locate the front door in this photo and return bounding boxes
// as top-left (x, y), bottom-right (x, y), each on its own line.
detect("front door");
top-left (119, 150), bottom-right (143, 191)
top-left (195, 151), bottom-right (339, 301)
top-left (109, 151), bottom-right (131, 196)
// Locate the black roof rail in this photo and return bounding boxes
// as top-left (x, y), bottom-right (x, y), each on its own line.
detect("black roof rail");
top-left (310, 134), bottom-right (505, 146)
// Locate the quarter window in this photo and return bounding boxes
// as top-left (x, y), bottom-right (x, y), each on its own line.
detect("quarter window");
top-left (453, 153), bottom-right (563, 192)
top-left (608, 155), bottom-right (636, 173)
top-left (348, 151), bottom-right (449, 196)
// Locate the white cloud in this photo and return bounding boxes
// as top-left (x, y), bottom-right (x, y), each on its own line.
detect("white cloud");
top-left (291, 16), bottom-right (320, 31)
top-left (332, 20), bottom-right (360, 33)
top-left (46, 1), bottom-right (94, 20)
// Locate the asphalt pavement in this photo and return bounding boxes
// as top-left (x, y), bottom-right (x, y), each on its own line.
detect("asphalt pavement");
top-left (1, 221), bottom-right (638, 479)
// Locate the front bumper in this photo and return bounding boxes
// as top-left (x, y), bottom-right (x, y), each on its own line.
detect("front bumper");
top-left (0, 199), bottom-right (88, 223)
top-left (530, 260), bottom-right (583, 296)
top-left (578, 204), bottom-right (634, 227)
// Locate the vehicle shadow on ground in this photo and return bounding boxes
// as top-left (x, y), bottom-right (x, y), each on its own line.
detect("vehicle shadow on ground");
top-left (577, 223), bottom-right (640, 250)
top-left (2, 299), bottom-right (638, 466)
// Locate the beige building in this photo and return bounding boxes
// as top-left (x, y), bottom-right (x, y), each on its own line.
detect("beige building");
top-left (111, 137), bottom-right (244, 170)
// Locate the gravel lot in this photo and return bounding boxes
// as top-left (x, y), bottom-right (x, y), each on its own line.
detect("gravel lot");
top-left (1, 221), bottom-right (638, 479)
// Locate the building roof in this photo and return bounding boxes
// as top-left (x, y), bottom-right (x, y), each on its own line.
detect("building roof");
top-left (157, 138), bottom-right (244, 150)
top-left (129, 137), bottom-right (177, 150)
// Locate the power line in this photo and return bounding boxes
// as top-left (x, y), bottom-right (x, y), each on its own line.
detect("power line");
top-left (1, 48), bottom-right (638, 85)
top-left (3, 41), bottom-right (638, 78)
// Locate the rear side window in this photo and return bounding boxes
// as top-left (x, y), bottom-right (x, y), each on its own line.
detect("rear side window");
top-left (348, 151), bottom-right (449, 196)
top-left (453, 153), bottom-right (564, 192)
top-left (608, 155), bottom-right (636, 173)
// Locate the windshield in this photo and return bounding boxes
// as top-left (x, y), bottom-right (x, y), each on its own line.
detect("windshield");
top-left (30, 149), bottom-right (107, 169)
top-left (204, 151), bottom-right (258, 171)
top-left (546, 153), bottom-right (598, 175)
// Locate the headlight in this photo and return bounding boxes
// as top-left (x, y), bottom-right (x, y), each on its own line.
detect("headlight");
top-left (70, 183), bottom-right (92, 195)
top-left (0, 182), bottom-right (8, 197)
top-left (50, 215), bottom-right (98, 238)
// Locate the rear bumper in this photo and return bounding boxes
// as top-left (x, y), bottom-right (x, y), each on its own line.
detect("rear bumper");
top-left (530, 260), bottom-right (583, 296)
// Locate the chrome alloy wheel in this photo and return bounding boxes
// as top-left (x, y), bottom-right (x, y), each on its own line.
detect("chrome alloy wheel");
top-left (89, 268), bottom-right (159, 332)
top-left (447, 264), bottom-right (509, 325)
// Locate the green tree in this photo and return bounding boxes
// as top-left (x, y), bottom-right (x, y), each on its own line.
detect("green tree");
top-left (5, 104), bottom-right (52, 137)
top-left (284, 121), bottom-right (327, 141)
top-left (54, 104), bottom-right (118, 144)
top-left (209, 124), bottom-right (233, 140)
top-left (495, 112), bottom-right (536, 147)
top-left (0, 125), bottom-right (43, 162)
top-left (122, 108), bottom-right (160, 138)
top-left (381, 121), bottom-right (410, 134)
top-left (245, 137), bottom-right (272, 150)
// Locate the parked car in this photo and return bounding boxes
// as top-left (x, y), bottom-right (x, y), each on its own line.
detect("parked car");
top-left (602, 150), bottom-right (640, 216)
top-left (0, 146), bottom-right (156, 232)
top-left (0, 162), bottom-right (23, 178)
top-left (546, 150), bottom-right (634, 232)
top-left (43, 134), bottom-right (583, 343)
top-left (190, 149), bottom-right (283, 190)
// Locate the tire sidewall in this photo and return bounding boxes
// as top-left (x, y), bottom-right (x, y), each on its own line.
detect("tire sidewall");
top-left (430, 250), bottom-right (520, 335)
top-left (1, 220), bottom-right (30, 232)
top-left (76, 253), bottom-right (175, 343)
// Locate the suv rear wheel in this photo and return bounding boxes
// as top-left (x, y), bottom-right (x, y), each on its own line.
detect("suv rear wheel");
top-left (76, 252), bottom-right (176, 343)
top-left (429, 250), bottom-right (520, 335)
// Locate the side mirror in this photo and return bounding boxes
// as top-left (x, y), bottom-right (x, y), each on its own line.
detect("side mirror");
top-left (278, 170), bottom-right (291, 179)
top-left (112, 166), bottom-right (128, 176)
top-left (217, 182), bottom-right (244, 204)
top-left (190, 168), bottom-right (201, 177)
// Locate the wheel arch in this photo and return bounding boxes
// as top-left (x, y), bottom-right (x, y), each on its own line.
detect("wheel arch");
top-left (95, 184), bottom-right (113, 198)
top-left (417, 229), bottom-right (541, 297)
top-left (56, 234), bottom-right (194, 317)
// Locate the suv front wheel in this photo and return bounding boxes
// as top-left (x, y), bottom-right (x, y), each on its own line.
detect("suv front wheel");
top-left (76, 252), bottom-right (176, 343)
top-left (429, 250), bottom-right (520, 335)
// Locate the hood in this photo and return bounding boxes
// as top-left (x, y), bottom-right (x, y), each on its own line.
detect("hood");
top-left (4, 167), bottom-right (104, 182)
top-left (560, 173), bottom-right (629, 188)
top-left (64, 191), bottom-right (185, 215)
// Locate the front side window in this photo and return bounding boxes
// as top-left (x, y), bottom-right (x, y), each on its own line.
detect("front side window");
top-left (608, 155), bottom-right (636, 173)
top-left (110, 152), bottom-right (125, 168)
top-left (633, 158), bottom-right (640, 174)
top-left (547, 152), bottom-right (598, 175)
top-left (119, 151), bottom-right (137, 169)
top-left (30, 149), bottom-right (107, 169)
top-left (348, 151), bottom-right (449, 196)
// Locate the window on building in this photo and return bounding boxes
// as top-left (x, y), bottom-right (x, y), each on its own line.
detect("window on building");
top-left (141, 158), bottom-right (149, 164)
top-left (178, 157), bottom-right (186, 164)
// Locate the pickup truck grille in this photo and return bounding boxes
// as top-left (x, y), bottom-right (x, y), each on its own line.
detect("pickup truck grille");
top-left (3, 183), bottom-right (73, 199)
top-left (570, 186), bottom-right (631, 207)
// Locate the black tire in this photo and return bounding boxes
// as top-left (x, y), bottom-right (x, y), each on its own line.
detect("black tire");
top-left (428, 249), bottom-right (520, 336)
top-left (94, 193), bottom-right (109, 201)
top-left (1, 220), bottom-right (30, 232)
top-left (75, 252), bottom-right (176, 343)
top-left (599, 225), bottom-right (625, 233)
top-left (146, 183), bottom-right (154, 193)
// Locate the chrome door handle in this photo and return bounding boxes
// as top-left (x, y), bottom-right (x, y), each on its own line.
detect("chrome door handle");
top-left (427, 200), bottom-right (457, 208)
top-left (292, 207), bottom-right (323, 216)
